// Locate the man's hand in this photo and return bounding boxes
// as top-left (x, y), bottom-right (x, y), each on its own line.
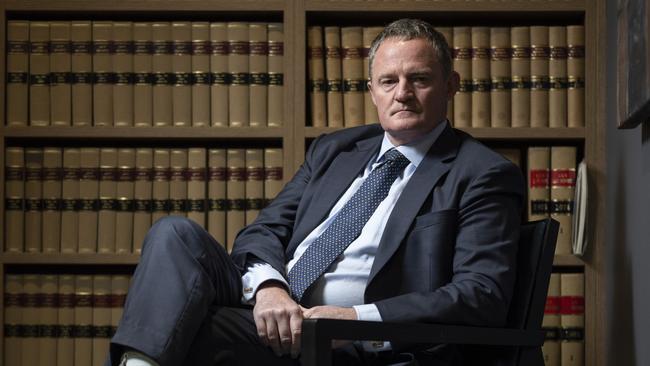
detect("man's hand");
top-left (253, 282), bottom-right (303, 358)
top-left (302, 305), bottom-right (357, 349)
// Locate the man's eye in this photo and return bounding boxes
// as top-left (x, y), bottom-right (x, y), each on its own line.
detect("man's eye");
top-left (380, 79), bottom-right (396, 86)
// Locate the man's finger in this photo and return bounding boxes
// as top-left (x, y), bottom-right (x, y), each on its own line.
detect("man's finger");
top-left (275, 310), bottom-right (293, 356)
top-left (253, 313), bottom-right (268, 347)
top-left (290, 310), bottom-right (303, 358)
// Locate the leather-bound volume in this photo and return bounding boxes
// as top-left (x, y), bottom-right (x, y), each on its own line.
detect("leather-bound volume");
top-left (549, 26), bottom-right (568, 128)
top-left (264, 148), bottom-right (283, 206)
top-left (245, 149), bottom-right (264, 225)
top-left (5, 147), bottom-right (24, 252)
top-left (50, 21), bottom-right (72, 126)
top-left (567, 25), bottom-right (585, 128)
top-left (560, 273), bottom-right (585, 366)
top-left (39, 275), bottom-right (59, 366)
top-left (113, 22), bottom-right (134, 127)
top-left (187, 148), bottom-right (207, 227)
top-left (341, 26), bottom-right (364, 127)
top-left (152, 149), bottom-right (171, 224)
top-left (42, 147), bottom-right (63, 253)
top-left (530, 26), bottom-right (550, 127)
top-left (169, 149), bottom-right (188, 217)
top-left (437, 27), bottom-right (454, 123)
top-left (228, 22), bottom-right (250, 127)
top-left (98, 148), bottom-right (118, 253)
top-left (152, 22), bottom-right (173, 127)
top-left (57, 275), bottom-right (75, 366)
top-left (92, 275), bottom-right (112, 366)
top-left (25, 148), bottom-right (44, 253)
top-left (227, 149), bottom-right (246, 251)
top-left (74, 275), bottom-right (93, 366)
top-left (308, 26), bottom-right (327, 127)
top-left (490, 27), bottom-right (511, 127)
top-left (71, 21), bottom-right (93, 126)
top-left (93, 21), bottom-right (114, 126)
top-left (471, 27), bottom-right (490, 127)
top-left (208, 149), bottom-right (227, 247)
top-left (133, 22), bottom-right (153, 127)
top-left (116, 148), bottom-right (136, 253)
top-left (192, 22), bottom-right (211, 127)
top-left (78, 148), bottom-right (100, 253)
top-left (133, 148), bottom-right (153, 253)
top-left (30, 22), bottom-right (51, 126)
top-left (453, 27), bottom-right (472, 127)
top-left (249, 23), bottom-right (268, 127)
top-left (172, 22), bottom-right (192, 127)
top-left (3, 274), bottom-right (22, 366)
top-left (511, 26), bottom-right (531, 127)
top-left (210, 22), bottom-right (229, 127)
top-left (111, 275), bottom-right (130, 340)
top-left (542, 273), bottom-right (561, 366)
top-left (267, 23), bottom-right (284, 127)
top-left (325, 26), bottom-right (344, 127)
top-left (6, 20), bottom-right (29, 126)
top-left (551, 146), bottom-right (577, 255)
top-left (22, 274), bottom-right (41, 365)
top-left (527, 147), bottom-right (550, 221)
top-left (363, 27), bottom-right (382, 125)
top-left (494, 148), bottom-right (521, 168)
top-left (61, 148), bottom-right (80, 253)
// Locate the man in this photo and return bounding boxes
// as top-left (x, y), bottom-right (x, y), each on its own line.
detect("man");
top-left (108, 19), bottom-right (524, 366)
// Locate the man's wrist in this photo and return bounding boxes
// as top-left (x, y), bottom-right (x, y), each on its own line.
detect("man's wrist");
top-left (255, 280), bottom-right (290, 301)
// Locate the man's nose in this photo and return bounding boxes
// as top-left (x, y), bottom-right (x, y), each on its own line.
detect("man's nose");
top-left (394, 79), bottom-right (414, 102)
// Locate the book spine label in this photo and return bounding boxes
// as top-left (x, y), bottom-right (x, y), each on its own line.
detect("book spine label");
top-left (527, 147), bottom-right (550, 221)
top-left (152, 22), bottom-right (173, 126)
top-left (471, 27), bottom-right (490, 127)
top-left (490, 27), bottom-right (511, 127)
top-left (567, 25), bottom-right (585, 128)
top-left (530, 26), bottom-right (550, 127)
top-left (93, 21), bottom-right (114, 126)
top-left (172, 22), bottom-right (192, 127)
top-left (551, 146), bottom-right (577, 255)
top-left (71, 21), bottom-right (93, 126)
top-left (30, 22), bottom-right (52, 126)
top-left (549, 26), bottom-right (568, 128)
top-left (133, 22), bottom-right (153, 126)
top-left (453, 27), bottom-right (472, 128)
top-left (325, 26), bottom-right (344, 127)
top-left (7, 21), bottom-right (30, 126)
top-left (267, 23), bottom-right (284, 127)
top-left (208, 149), bottom-right (227, 246)
top-left (560, 273), bottom-right (585, 366)
top-left (249, 23), bottom-right (268, 127)
top-left (511, 26), bottom-right (531, 127)
top-left (114, 22), bottom-right (135, 127)
top-left (210, 23), bottom-right (229, 127)
top-left (50, 21), bottom-right (72, 125)
top-left (228, 23), bottom-right (250, 127)
top-left (192, 22), bottom-right (211, 127)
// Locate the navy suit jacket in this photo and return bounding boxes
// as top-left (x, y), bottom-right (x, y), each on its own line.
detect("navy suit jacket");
top-left (231, 122), bottom-right (524, 330)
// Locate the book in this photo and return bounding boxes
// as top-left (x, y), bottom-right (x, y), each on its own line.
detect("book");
top-left (133, 22), bottom-right (153, 127)
top-left (325, 26), bottom-right (344, 127)
top-left (550, 146), bottom-right (577, 255)
top-left (572, 160), bottom-right (588, 256)
top-left (511, 26), bottom-right (531, 128)
top-left (110, 275), bottom-right (130, 341)
top-left (542, 273), bottom-right (561, 366)
top-left (490, 27), bottom-right (511, 127)
top-left (228, 22), bottom-right (250, 127)
top-left (61, 148), bottom-right (81, 253)
top-left (6, 20), bottom-right (29, 126)
top-left (549, 26), bottom-right (568, 128)
top-left (57, 275), bottom-right (75, 366)
top-left (133, 148), bottom-right (154, 253)
top-left (98, 148), bottom-right (118, 253)
top-left (341, 26), bottom-right (364, 127)
top-left (187, 148), bottom-right (207, 227)
top-left (560, 273), bottom-right (585, 366)
top-left (437, 27), bottom-right (454, 123)
top-left (172, 21), bottom-right (192, 127)
top-left (50, 21), bottom-right (72, 126)
top-left (264, 148), bottom-right (283, 206)
top-left (530, 26), bottom-right (550, 127)
top-left (4, 274), bottom-right (22, 366)
top-left (227, 149), bottom-right (246, 251)
top-left (210, 22), bottom-right (229, 127)
top-left (152, 149), bottom-right (171, 224)
top-left (42, 147), bottom-right (63, 253)
top-left (471, 27), bottom-right (490, 127)
top-left (71, 21), bottom-right (93, 126)
top-left (92, 275), bottom-right (112, 366)
top-left (152, 22), bottom-right (173, 127)
top-left (113, 21), bottom-right (134, 127)
top-left (208, 149), bottom-right (227, 247)
top-left (79, 148), bottom-right (100, 253)
top-left (567, 25), bottom-right (585, 128)
top-left (74, 275), bottom-right (93, 366)
top-left (527, 147), bottom-right (550, 221)
top-left (192, 22), bottom-right (211, 127)
top-left (267, 23), bottom-right (284, 127)
top-left (22, 274), bottom-right (41, 366)
top-left (453, 27), bottom-right (472, 128)
top-left (249, 23), bottom-right (268, 127)
top-left (169, 149), bottom-right (188, 217)
top-left (93, 21), bottom-right (114, 126)
top-left (245, 149), bottom-right (264, 225)
top-left (363, 27), bottom-right (382, 125)
top-left (25, 148), bottom-right (44, 253)
top-left (116, 148), bottom-right (136, 253)
top-left (5, 147), bottom-right (25, 252)
top-left (308, 26), bottom-right (327, 127)
top-left (30, 21), bottom-right (51, 126)
top-left (39, 275), bottom-right (59, 366)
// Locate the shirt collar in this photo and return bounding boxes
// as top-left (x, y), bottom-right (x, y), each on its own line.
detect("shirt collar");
top-left (377, 119), bottom-right (448, 168)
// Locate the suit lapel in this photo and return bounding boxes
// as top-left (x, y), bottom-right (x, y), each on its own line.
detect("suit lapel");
top-left (368, 125), bottom-right (460, 284)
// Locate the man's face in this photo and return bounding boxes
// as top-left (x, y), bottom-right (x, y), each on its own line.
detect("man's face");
top-left (369, 37), bottom-right (458, 145)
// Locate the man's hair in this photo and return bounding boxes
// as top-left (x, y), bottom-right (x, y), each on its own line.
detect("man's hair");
top-left (368, 18), bottom-right (452, 80)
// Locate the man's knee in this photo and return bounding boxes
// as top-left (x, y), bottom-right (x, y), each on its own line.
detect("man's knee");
top-left (142, 216), bottom-right (211, 255)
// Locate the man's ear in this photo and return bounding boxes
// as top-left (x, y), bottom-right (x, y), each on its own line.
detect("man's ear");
top-left (368, 80), bottom-right (377, 106)
top-left (447, 71), bottom-right (460, 100)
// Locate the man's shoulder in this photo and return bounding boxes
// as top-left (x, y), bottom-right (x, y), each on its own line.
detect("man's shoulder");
top-left (451, 128), bottom-right (521, 174)
top-left (309, 124), bottom-right (384, 155)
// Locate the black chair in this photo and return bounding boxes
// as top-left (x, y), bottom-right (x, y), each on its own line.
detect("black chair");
top-left (301, 218), bottom-right (559, 366)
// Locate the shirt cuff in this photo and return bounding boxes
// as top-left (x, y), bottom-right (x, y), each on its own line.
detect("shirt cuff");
top-left (352, 304), bottom-right (392, 352)
top-left (241, 261), bottom-right (289, 304)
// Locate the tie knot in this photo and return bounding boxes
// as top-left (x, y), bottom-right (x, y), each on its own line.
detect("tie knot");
top-left (384, 149), bottom-right (410, 167)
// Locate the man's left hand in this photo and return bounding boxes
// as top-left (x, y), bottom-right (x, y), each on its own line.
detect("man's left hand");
top-left (301, 305), bottom-right (357, 349)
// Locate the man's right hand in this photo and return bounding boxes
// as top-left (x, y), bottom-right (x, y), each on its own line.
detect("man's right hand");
top-left (253, 281), bottom-right (303, 358)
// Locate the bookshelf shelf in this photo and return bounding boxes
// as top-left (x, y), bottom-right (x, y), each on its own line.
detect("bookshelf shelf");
top-left (4, 0), bottom-right (286, 12)
top-left (304, 0), bottom-right (586, 12)
top-left (553, 254), bottom-right (585, 267)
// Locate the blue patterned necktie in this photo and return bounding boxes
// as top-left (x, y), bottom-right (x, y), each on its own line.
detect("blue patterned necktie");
top-left (287, 148), bottom-right (410, 302)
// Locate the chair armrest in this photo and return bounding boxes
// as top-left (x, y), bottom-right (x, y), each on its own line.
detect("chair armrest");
top-left (301, 319), bottom-right (545, 366)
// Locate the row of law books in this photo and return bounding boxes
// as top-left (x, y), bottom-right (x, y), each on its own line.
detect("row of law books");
top-left (542, 273), bottom-right (585, 366)
top-left (4, 147), bottom-right (283, 254)
top-left (307, 25), bottom-right (585, 129)
top-left (4, 273), bottom-right (131, 366)
top-left (6, 20), bottom-right (284, 128)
